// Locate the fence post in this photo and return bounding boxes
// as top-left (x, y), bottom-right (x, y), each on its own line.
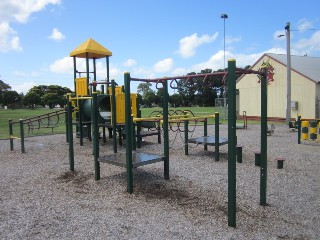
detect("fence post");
top-left (19, 119), bottom-right (25, 153)
top-left (9, 119), bottom-right (14, 150)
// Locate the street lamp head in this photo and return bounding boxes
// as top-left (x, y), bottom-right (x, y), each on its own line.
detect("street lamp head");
top-left (221, 13), bottom-right (228, 19)
top-left (277, 34), bottom-right (285, 38)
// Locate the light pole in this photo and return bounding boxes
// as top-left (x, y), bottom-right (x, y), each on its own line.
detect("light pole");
top-left (278, 22), bottom-right (291, 123)
top-left (285, 22), bottom-right (291, 124)
top-left (221, 13), bottom-right (228, 70)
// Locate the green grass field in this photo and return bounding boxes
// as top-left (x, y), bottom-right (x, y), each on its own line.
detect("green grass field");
top-left (0, 106), bottom-right (240, 139)
top-left (0, 108), bottom-right (67, 139)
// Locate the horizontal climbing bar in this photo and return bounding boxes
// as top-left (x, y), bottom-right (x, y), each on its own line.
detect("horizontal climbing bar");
top-left (69, 96), bottom-right (92, 100)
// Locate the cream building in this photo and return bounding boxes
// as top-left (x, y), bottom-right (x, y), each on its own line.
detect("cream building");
top-left (236, 53), bottom-right (320, 120)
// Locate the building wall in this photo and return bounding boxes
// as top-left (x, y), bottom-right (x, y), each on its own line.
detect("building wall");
top-left (237, 55), bottom-right (317, 119)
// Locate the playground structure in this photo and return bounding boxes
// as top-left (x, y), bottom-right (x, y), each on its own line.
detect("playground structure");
top-left (64, 38), bottom-right (271, 228)
top-left (8, 109), bottom-right (66, 153)
top-left (6, 37), bottom-right (271, 228)
top-left (65, 38), bottom-right (271, 227)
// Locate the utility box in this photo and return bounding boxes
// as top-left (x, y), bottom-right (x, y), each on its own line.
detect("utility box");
top-left (291, 101), bottom-right (298, 110)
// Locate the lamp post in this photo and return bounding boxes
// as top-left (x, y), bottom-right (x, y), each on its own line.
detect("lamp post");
top-left (278, 22), bottom-right (291, 123)
top-left (221, 13), bottom-right (228, 70)
top-left (285, 22), bottom-right (291, 124)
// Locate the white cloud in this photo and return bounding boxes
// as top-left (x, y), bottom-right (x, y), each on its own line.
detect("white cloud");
top-left (123, 59), bottom-right (137, 67)
top-left (191, 48), bottom-right (289, 72)
top-left (49, 57), bottom-right (74, 73)
top-left (175, 32), bottom-right (218, 58)
top-left (48, 28), bottom-right (65, 41)
top-left (0, 0), bottom-right (61, 23)
top-left (11, 81), bottom-right (37, 94)
top-left (153, 58), bottom-right (174, 73)
top-left (297, 19), bottom-right (313, 32)
top-left (49, 57), bottom-right (122, 82)
top-left (0, 0), bottom-right (61, 52)
top-left (295, 31), bottom-right (320, 53)
top-left (225, 36), bottom-right (242, 44)
top-left (170, 67), bottom-right (189, 76)
top-left (0, 22), bottom-right (22, 52)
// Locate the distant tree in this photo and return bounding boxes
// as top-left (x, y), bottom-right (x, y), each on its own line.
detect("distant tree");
top-left (137, 82), bottom-right (152, 96)
top-left (2, 90), bottom-right (22, 107)
top-left (155, 88), bottom-right (164, 107)
top-left (143, 90), bottom-right (156, 107)
top-left (0, 79), bottom-right (11, 105)
top-left (177, 72), bottom-right (197, 107)
top-left (169, 93), bottom-right (183, 107)
top-left (27, 85), bottom-right (72, 108)
top-left (43, 93), bottom-right (63, 108)
top-left (23, 92), bottom-right (42, 109)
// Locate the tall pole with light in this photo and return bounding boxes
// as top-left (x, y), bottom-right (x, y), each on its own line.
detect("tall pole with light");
top-left (278, 22), bottom-right (291, 123)
top-left (285, 22), bottom-right (291, 123)
top-left (221, 13), bottom-right (228, 70)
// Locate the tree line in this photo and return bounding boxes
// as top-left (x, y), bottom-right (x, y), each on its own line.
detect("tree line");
top-left (137, 67), bottom-right (248, 107)
top-left (0, 79), bottom-right (72, 109)
top-left (1, 66), bottom-right (248, 109)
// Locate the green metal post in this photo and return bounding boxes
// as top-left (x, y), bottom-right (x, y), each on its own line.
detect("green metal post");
top-left (204, 118), bottom-right (208, 151)
top-left (297, 115), bottom-right (301, 144)
top-left (86, 53), bottom-right (90, 94)
top-left (65, 110), bottom-right (68, 143)
top-left (92, 92), bottom-right (100, 180)
top-left (163, 80), bottom-right (170, 180)
top-left (227, 59), bottom-right (237, 227)
top-left (9, 119), bottom-right (13, 151)
top-left (106, 56), bottom-right (110, 91)
top-left (73, 56), bottom-right (77, 93)
top-left (78, 100), bottom-right (83, 146)
top-left (132, 116), bottom-right (137, 150)
top-left (136, 109), bottom-right (142, 148)
top-left (124, 73), bottom-right (133, 193)
top-left (111, 80), bottom-right (117, 153)
top-left (67, 96), bottom-right (74, 171)
top-left (19, 119), bottom-right (25, 153)
top-left (184, 120), bottom-right (189, 155)
top-left (215, 112), bottom-right (220, 161)
top-left (260, 67), bottom-right (268, 206)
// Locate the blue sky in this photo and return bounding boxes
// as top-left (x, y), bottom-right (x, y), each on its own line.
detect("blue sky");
top-left (1, 0), bottom-right (320, 94)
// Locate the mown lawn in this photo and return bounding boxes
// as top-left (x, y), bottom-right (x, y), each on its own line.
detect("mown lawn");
top-left (0, 108), bottom-right (66, 139)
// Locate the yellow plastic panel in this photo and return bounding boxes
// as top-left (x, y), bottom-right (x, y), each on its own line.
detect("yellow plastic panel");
top-left (116, 93), bottom-right (125, 124)
top-left (108, 86), bottom-right (123, 95)
top-left (131, 93), bottom-right (137, 117)
top-left (76, 78), bottom-right (88, 96)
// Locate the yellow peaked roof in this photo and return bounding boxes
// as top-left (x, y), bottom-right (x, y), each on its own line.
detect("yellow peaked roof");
top-left (70, 38), bottom-right (112, 59)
